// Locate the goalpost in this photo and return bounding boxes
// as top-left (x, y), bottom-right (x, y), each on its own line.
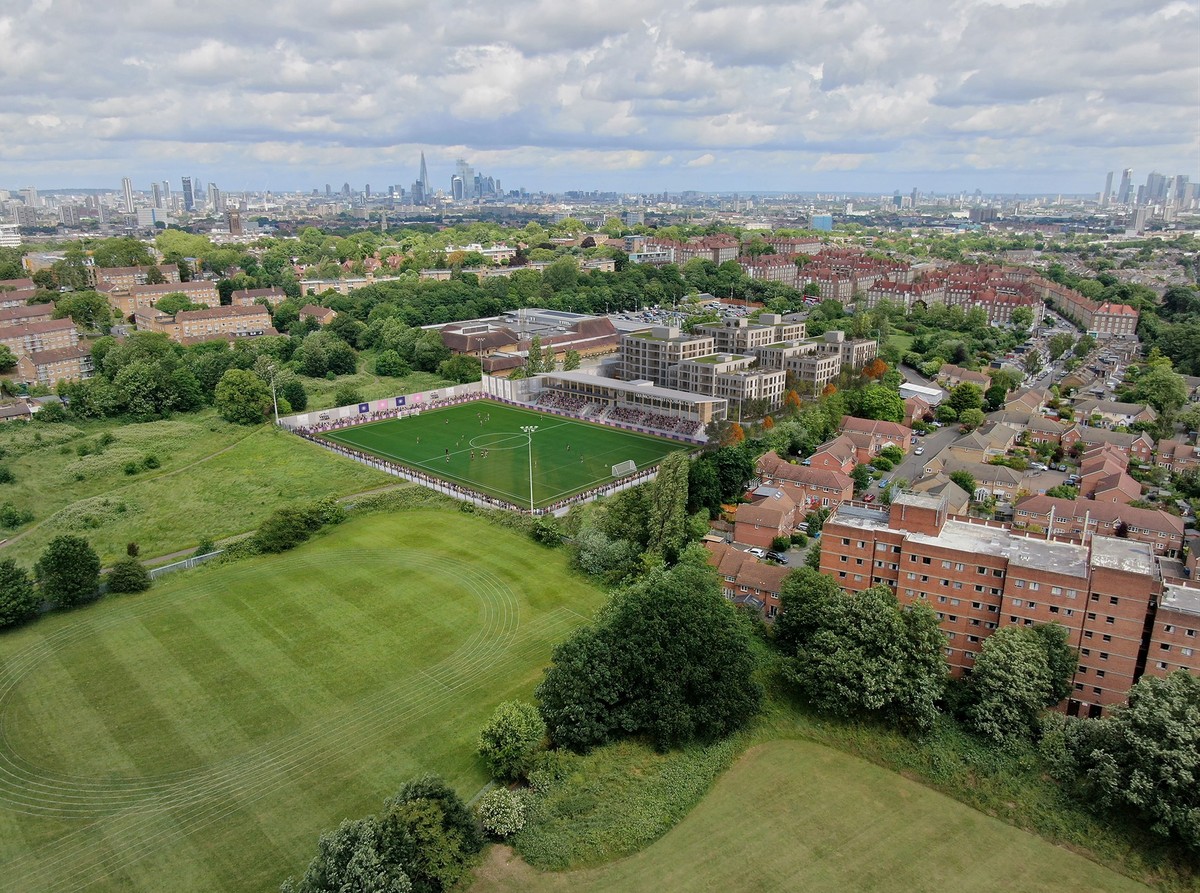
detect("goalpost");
top-left (611, 459), bottom-right (638, 477)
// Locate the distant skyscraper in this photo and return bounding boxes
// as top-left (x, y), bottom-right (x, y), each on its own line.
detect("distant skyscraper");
top-left (450, 175), bottom-right (464, 201)
top-left (19, 186), bottom-right (38, 208)
top-left (455, 159), bottom-right (474, 200)
top-left (122, 177), bottom-right (135, 214)
top-left (419, 152), bottom-right (430, 194)
top-left (181, 177), bottom-right (195, 212)
top-left (1101, 171), bottom-right (1114, 207)
top-left (162, 180), bottom-right (171, 201)
top-left (207, 182), bottom-right (222, 213)
top-left (342, 182), bottom-right (351, 196)
top-left (325, 183), bottom-right (332, 197)
top-left (1117, 168), bottom-right (1133, 204)
top-left (1144, 172), bottom-right (1167, 204)
top-left (151, 182), bottom-right (162, 209)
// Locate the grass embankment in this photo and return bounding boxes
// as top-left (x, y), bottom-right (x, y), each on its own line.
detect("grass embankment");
top-left (474, 740), bottom-right (1153, 893)
top-left (0, 412), bottom-right (393, 565)
top-left (475, 675), bottom-right (1195, 893)
top-left (300, 369), bottom-right (452, 411)
top-left (0, 509), bottom-right (607, 893)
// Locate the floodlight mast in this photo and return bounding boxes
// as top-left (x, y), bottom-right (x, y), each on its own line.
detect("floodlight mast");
top-left (520, 425), bottom-right (538, 512)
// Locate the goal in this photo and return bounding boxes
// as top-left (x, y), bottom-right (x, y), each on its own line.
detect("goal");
top-left (611, 459), bottom-right (638, 477)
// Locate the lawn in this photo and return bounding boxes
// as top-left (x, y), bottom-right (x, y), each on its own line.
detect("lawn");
top-left (0, 509), bottom-right (606, 893)
top-left (323, 401), bottom-right (686, 509)
top-left (472, 740), bottom-right (1152, 893)
top-left (0, 416), bottom-right (393, 566)
top-left (888, 332), bottom-right (915, 354)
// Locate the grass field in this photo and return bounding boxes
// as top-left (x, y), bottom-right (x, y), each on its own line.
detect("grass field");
top-left (0, 509), bottom-right (606, 893)
top-left (888, 332), bottom-right (915, 354)
top-left (473, 740), bottom-right (1152, 893)
top-left (323, 401), bottom-right (686, 509)
top-left (0, 417), bottom-right (393, 566)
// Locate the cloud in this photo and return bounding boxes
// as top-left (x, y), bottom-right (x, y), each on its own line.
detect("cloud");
top-left (0, 0), bottom-right (1195, 193)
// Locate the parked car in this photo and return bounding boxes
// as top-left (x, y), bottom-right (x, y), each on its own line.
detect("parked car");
top-left (863, 493), bottom-right (876, 503)
top-left (766, 551), bottom-right (789, 564)
top-left (745, 547), bottom-right (766, 558)
top-left (1030, 462), bottom-right (1049, 471)
top-left (914, 447), bottom-right (925, 455)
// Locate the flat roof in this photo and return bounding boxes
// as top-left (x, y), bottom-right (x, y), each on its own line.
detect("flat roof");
top-left (1161, 583), bottom-right (1200, 618)
top-left (540, 370), bottom-right (724, 406)
top-left (1089, 535), bottom-right (1156, 576)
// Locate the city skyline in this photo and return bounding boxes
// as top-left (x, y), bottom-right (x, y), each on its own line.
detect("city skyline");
top-left (3, 0), bottom-right (1198, 195)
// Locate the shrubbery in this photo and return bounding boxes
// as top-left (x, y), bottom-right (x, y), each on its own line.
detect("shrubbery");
top-left (478, 701), bottom-right (545, 782)
top-left (107, 556), bottom-right (151, 594)
top-left (476, 788), bottom-right (528, 839)
top-left (0, 558), bottom-right (39, 629)
top-left (254, 498), bottom-right (347, 553)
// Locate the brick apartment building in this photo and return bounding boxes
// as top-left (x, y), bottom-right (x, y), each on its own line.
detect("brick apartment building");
top-left (733, 486), bottom-right (798, 548)
top-left (706, 541), bottom-right (791, 620)
top-left (821, 493), bottom-right (1199, 716)
top-left (1013, 494), bottom-right (1185, 557)
top-left (16, 343), bottom-right (94, 387)
top-left (93, 264), bottom-right (180, 291)
top-left (0, 303), bottom-right (55, 328)
top-left (104, 279), bottom-right (219, 318)
top-left (135, 304), bottom-right (274, 343)
top-left (231, 285), bottom-right (289, 307)
top-left (0, 318), bottom-right (79, 356)
top-left (756, 450), bottom-right (854, 513)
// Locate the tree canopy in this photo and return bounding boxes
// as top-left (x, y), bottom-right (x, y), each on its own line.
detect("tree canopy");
top-left (536, 562), bottom-right (762, 751)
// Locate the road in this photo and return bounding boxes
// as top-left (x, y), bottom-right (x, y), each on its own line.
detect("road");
top-left (868, 424), bottom-right (960, 496)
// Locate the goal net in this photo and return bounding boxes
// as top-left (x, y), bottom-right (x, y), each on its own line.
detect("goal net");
top-left (612, 459), bottom-right (638, 477)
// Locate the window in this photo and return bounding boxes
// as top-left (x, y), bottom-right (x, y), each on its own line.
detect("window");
top-left (1051, 586), bottom-right (1062, 595)
top-left (950, 598), bottom-right (960, 606)
top-left (1106, 616), bottom-right (1115, 625)
top-left (1081, 648), bottom-right (1091, 656)
top-left (1093, 687), bottom-right (1102, 695)
top-left (922, 556), bottom-right (931, 564)
top-left (906, 572), bottom-right (916, 580)
top-left (1049, 606), bottom-right (1059, 614)
top-left (1182, 648), bottom-right (1194, 658)
top-left (1012, 598), bottom-right (1023, 607)
top-left (1157, 661), bottom-right (1168, 670)
top-left (1102, 634), bottom-right (1111, 642)
top-left (1188, 630), bottom-right (1196, 638)
top-left (1109, 596), bottom-right (1119, 605)
top-left (1164, 624), bottom-right (1175, 633)
top-left (938, 596), bottom-right (947, 604)
top-left (1096, 670), bottom-right (1106, 678)
top-left (1015, 580), bottom-right (1026, 589)
top-left (972, 602), bottom-right (982, 610)
top-left (840, 555), bottom-right (848, 563)
top-left (1100, 652), bottom-right (1109, 660)
top-left (1029, 582), bottom-right (1040, 591)
top-left (942, 560), bottom-right (951, 569)
top-left (955, 562), bottom-right (964, 571)
top-left (953, 581), bottom-right (963, 590)
top-left (1087, 613), bottom-right (1097, 621)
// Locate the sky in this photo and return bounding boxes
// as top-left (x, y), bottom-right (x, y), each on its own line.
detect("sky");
top-left (3, 0), bottom-right (1198, 197)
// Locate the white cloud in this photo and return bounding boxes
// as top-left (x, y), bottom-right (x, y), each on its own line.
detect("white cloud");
top-left (0, 0), bottom-right (1195, 192)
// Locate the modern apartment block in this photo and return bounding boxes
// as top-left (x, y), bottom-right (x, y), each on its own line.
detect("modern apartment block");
top-left (675, 353), bottom-right (786, 410)
top-left (620, 327), bottom-right (716, 387)
top-left (821, 492), bottom-right (1198, 716)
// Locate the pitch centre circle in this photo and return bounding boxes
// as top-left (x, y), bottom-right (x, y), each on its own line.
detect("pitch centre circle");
top-left (469, 432), bottom-right (530, 450)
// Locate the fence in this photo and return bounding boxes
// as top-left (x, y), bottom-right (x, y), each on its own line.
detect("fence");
top-left (148, 550), bottom-right (224, 580)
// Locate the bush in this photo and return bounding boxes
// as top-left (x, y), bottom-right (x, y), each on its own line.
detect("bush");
top-left (531, 517), bottom-right (561, 546)
top-left (254, 498), bottom-right (347, 554)
top-left (476, 788), bottom-right (528, 839)
top-left (791, 532), bottom-right (808, 548)
top-left (107, 556), bottom-right (151, 594)
top-left (0, 466), bottom-right (13, 484)
top-left (143, 454), bottom-right (160, 469)
top-left (376, 775), bottom-right (483, 893)
top-left (193, 537), bottom-right (216, 557)
top-left (333, 382), bottom-right (363, 406)
top-left (123, 461), bottom-right (140, 475)
top-left (478, 701), bottom-right (545, 782)
top-left (770, 535), bottom-right (791, 552)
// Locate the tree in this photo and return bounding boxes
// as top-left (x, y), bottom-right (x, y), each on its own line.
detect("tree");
top-left (437, 354), bottom-right (481, 384)
top-left (711, 445), bottom-right (756, 502)
top-left (848, 385), bottom-right (904, 422)
top-left (537, 562), bottom-right (761, 751)
top-left (948, 382), bottom-right (983, 415)
top-left (686, 457), bottom-right (723, 518)
top-left (646, 451), bottom-right (690, 561)
top-left (776, 573), bottom-right (946, 734)
top-left (35, 535), bottom-right (101, 608)
top-left (562, 349), bottom-right (581, 371)
top-left (1045, 484), bottom-right (1079, 500)
top-left (1011, 306), bottom-right (1034, 331)
top-left (53, 290), bottom-right (113, 331)
top-left (376, 775), bottom-right (482, 893)
top-left (281, 818), bottom-right (411, 893)
top-left (0, 344), bottom-right (15, 374)
top-left (1023, 352), bottom-right (1044, 377)
top-left (1131, 364), bottom-right (1188, 415)
top-left (862, 357), bottom-right (889, 379)
top-left (1048, 332), bottom-right (1075, 361)
top-left (965, 624), bottom-right (1074, 744)
top-left (154, 292), bottom-right (206, 315)
top-left (0, 559), bottom-right (39, 629)
top-left (107, 556), bottom-right (151, 594)
top-left (935, 403), bottom-right (958, 424)
top-left (1066, 671), bottom-right (1200, 853)
top-left (214, 368), bottom-right (272, 425)
top-left (851, 464), bottom-right (871, 495)
top-left (959, 407), bottom-right (985, 430)
top-left (525, 334), bottom-right (543, 375)
top-left (949, 470), bottom-right (976, 498)
top-left (477, 701), bottom-right (545, 782)
top-left (984, 384), bottom-right (1007, 412)
top-left (475, 788), bottom-right (527, 839)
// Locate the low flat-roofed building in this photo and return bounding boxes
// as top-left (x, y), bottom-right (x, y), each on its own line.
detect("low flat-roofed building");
top-left (135, 304), bottom-right (273, 343)
top-left (231, 285), bottom-right (288, 307)
top-left (535, 369), bottom-right (726, 427)
top-left (1145, 583), bottom-right (1200, 679)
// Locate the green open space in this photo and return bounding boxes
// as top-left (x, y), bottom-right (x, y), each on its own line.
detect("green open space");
top-left (888, 332), bottom-right (915, 353)
top-left (0, 415), bottom-right (393, 566)
top-left (322, 401), bottom-right (686, 509)
top-left (0, 509), bottom-right (606, 893)
top-left (472, 740), bottom-right (1152, 893)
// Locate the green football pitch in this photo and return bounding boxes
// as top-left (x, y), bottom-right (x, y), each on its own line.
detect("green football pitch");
top-left (321, 401), bottom-right (687, 509)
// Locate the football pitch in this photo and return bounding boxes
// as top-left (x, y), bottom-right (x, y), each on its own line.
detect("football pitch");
top-left (321, 401), bottom-right (687, 509)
